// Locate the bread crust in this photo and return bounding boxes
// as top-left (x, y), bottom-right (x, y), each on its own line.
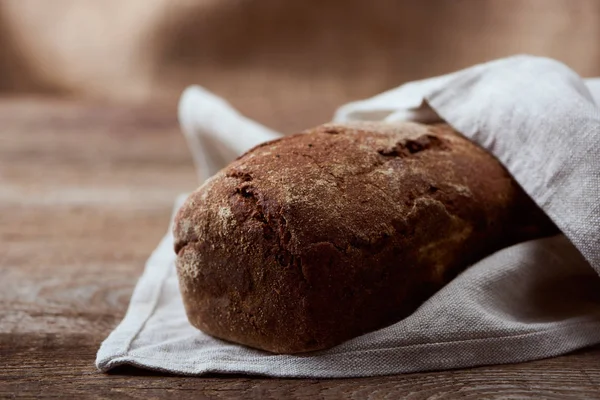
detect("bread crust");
top-left (173, 122), bottom-right (555, 353)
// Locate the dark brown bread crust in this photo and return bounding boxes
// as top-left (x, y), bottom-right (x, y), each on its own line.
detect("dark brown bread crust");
top-left (173, 122), bottom-right (556, 354)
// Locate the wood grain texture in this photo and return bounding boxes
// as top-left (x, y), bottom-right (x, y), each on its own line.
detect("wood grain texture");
top-left (1, 98), bottom-right (600, 399)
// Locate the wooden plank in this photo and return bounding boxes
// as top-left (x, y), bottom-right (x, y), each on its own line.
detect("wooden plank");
top-left (2, 334), bottom-right (599, 399)
top-left (1, 98), bottom-right (599, 398)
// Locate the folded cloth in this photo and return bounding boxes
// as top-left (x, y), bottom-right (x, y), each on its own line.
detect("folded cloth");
top-left (96, 55), bottom-right (600, 377)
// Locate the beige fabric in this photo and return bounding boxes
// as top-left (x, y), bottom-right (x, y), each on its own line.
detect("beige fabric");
top-left (97, 56), bottom-right (600, 377)
top-left (2, 1), bottom-right (600, 133)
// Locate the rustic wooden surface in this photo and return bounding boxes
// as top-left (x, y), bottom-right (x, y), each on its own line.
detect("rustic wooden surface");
top-left (1, 98), bottom-right (600, 399)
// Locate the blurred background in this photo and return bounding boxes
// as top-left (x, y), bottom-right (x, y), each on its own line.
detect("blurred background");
top-left (0, 0), bottom-right (599, 131)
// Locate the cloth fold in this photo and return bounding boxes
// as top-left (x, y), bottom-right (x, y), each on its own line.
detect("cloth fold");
top-left (97, 55), bottom-right (600, 377)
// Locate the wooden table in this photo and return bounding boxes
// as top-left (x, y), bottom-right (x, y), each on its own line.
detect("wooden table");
top-left (1, 98), bottom-right (599, 399)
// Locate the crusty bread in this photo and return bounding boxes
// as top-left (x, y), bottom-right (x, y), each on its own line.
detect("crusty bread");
top-left (173, 122), bottom-right (556, 354)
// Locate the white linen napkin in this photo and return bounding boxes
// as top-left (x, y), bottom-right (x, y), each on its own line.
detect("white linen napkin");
top-left (97, 55), bottom-right (600, 377)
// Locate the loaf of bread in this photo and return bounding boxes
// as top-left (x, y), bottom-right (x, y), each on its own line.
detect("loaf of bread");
top-left (173, 122), bottom-right (556, 354)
